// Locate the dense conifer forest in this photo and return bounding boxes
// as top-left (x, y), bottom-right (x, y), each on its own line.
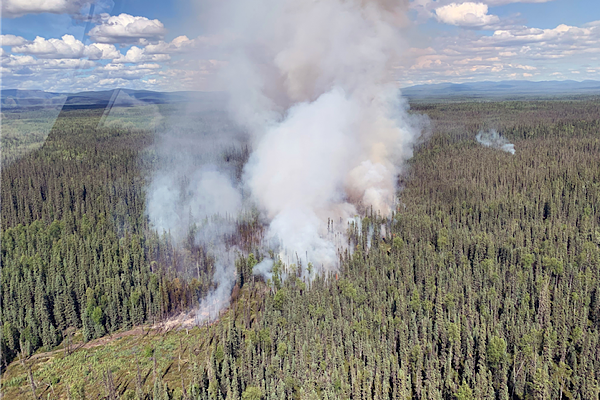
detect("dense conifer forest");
top-left (1, 97), bottom-right (600, 399)
top-left (1, 106), bottom-right (216, 364)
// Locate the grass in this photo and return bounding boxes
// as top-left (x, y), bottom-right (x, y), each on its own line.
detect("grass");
top-left (0, 282), bottom-right (265, 400)
top-left (1, 321), bottom-right (216, 399)
top-left (1, 109), bottom-right (62, 165)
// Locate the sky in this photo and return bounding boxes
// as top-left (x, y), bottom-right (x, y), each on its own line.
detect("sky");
top-left (1, 0), bottom-right (599, 92)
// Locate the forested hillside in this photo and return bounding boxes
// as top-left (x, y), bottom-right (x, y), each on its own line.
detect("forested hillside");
top-left (2, 97), bottom-right (600, 399)
top-left (0, 107), bottom-right (217, 365)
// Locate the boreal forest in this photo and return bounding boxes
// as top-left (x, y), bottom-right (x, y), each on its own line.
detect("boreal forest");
top-left (1, 96), bottom-right (600, 400)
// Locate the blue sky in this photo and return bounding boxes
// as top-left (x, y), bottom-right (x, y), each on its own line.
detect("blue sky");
top-left (1, 0), bottom-right (599, 92)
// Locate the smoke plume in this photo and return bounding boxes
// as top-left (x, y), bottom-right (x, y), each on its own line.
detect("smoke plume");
top-left (253, 258), bottom-right (274, 282)
top-left (476, 129), bottom-right (515, 154)
top-left (146, 0), bottom-right (426, 323)
top-left (145, 98), bottom-right (248, 323)
top-left (222, 0), bottom-right (425, 272)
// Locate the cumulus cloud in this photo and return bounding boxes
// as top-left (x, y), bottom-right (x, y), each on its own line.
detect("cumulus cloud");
top-left (412, 0), bottom-right (555, 22)
top-left (97, 62), bottom-right (161, 79)
top-left (42, 58), bottom-right (96, 69)
top-left (1, 54), bottom-right (95, 69)
top-left (486, 24), bottom-right (592, 46)
top-left (12, 35), bottom-right (85, 58)
top-left (3, 1), bottom-right (596, 92)
top-left (478, 0), bottom-right (554, 5)
top-left (1, 45), bottom-right (98, 79)
top-left (395, 19), bottom-right (600, 85)
top-left (1, 34), bottom-right (28, 46)
top-left (1, 54), bottom-right (38, 68)
top-left (1, 54), bottom-right (161, 92)
top-left (11, 34), bottom-right (120, 60)
top-left (47, 75), bottom-right (155, 92)
top-left (435, 2), bottom-right (500, 28)
top-left (144, 36), bottom-right (195, 54)
top-left (0, 30), bottom-right (218, 91)
top-left (87, 13), bottom-right (167, 44)
top-left (112, 46), bottom-right (170, 63)
top-left (1, 0), bottom-right (93, 18)
top-left (84, 43), bottom-right (121, 60)
top-left (143, 34), bottom-right (227, 55)
top-left (153, 59), bottom-right (226, 91)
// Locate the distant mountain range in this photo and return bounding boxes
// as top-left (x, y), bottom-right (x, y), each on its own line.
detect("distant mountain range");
top-left (2, 80), bottom-right (600, 110)
top-left (400, 80), bottom-right (600, 99)
top-left (0, 88), bottom-right (224, 110)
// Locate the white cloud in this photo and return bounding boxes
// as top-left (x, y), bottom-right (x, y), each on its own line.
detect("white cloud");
top-left (1, 34), bottom-right (28, 46)
top-left (435, 2), bottom-right (500, 28)
top-left (96, 62), bottom-right (162, 79)
top-left (87, 14), bottom-right (167, 44)
top-left (0, 28), bottom-right (185, 91)
top-left (112, 46), bottom-right (170, 63)
top-left (12, 35), bottom-right (85, 58)
top-left (5, 3), bottom-right (595, 92)
top-left (1, 0), bottom-right (93, 18)
top-left (411, 0), bottom-right (555, 22)
top-left (395, 19), bottom-right (600, 85)
top-left (486, 24), bottom-right (594, 46)
top-left (43, 59), bottom-right (96, 69)
top-left (1, 54), bottom-right (38, 67)
top-left (45, 75), bottom-right (154, 92)
top-left (98, 62), bottom-right (160, 71)
top-left (1, 54), bottom-right (95, 69)
top-left (153, 59), bottom-right (226, 90)
top-left (135, 63), bottom-right (161, 70)
top-left (144, 36), bottom-right (194, 54)
top-left (480, 0), bottom-right (554, 5)
top-left (1, 56), bottom-right (162, 92)
top-left (143, 34), bottom-right (226, 55)
top-left (11, 34), bottom-right (120, 60)
top-left (84, 43), bottom-right (120, 60)
top-left (512, 64), bottom-right (536, 70)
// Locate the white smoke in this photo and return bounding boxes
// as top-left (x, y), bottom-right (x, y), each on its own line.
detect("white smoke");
top-left (146, 167), bottom-right (241, 240)
top-left (221, 0), bottom-right (425, 273)
top-left (145, 102), bottom-right (247, 324)
top-left (476, 129), bottom-right (515, 154)
top-left (194, 227), bottom-right (237, 324)
top-left (253, 258), bottom-right (274, 282)
top-left (147, 0), bottom-right (427, 323)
